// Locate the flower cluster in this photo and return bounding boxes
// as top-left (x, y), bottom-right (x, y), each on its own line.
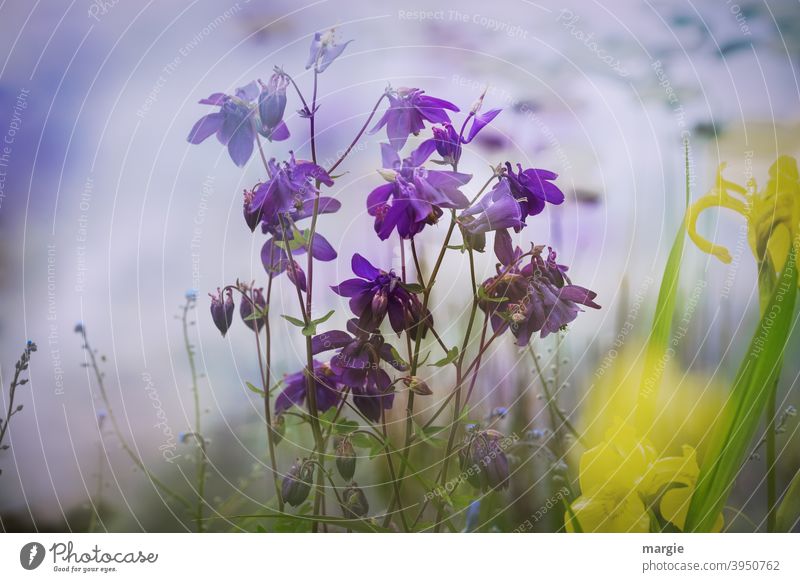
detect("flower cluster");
top-left (187, 25), bottom-right (602, 528)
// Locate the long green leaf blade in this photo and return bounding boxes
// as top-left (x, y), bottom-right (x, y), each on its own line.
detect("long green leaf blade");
top-left (686, 248), bottom-right (797, 531)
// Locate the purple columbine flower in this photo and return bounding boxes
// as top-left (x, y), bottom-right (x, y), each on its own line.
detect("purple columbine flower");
top-left (430, 106), bottom-right (502, 166)
top-left (187, 82), bottom-right (261, 167)
top-left (259, 196), bottom-right (340, 288)
top-left (275, 360), bottom-right (343, 415)
top-left (311, 322), bottom-right (407, 422)
top-left (370, 88), bottom-right (459, 150)
top-left (239, 285), bottom-right (266, 332)
top-left (209, 288), bottom-right (234, 337)
top-left (478, 245), bottom-right (600, 344)
top-left (459, 429), bottom-right (510, 492)
top-left (306, 28), bottom-right (352, 73)
top-left (257, 73), bottom-right (290, 142)
top-left (503, 162), bottom-right (565, 218)
top-left (247, 153), bottom-right (334, 231)
top-left (458, 179), bottom-right (525, 254)
top-left (367, 142), bottom-right (471, 240)
top-left (432, 123), bottom-right (462, 166)
top-left (331, 253), bottom-right (432, 339)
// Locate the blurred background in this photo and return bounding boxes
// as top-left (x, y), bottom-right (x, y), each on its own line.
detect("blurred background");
top-left (0, 0), bottom-right (799, 532)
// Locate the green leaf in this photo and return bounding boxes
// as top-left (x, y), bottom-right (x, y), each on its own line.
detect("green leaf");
top-left (430, 346), bottom-right (459, 367)
top-left (245, 381), bottom-right (265, 397)
top-left (685, 248), bottom-right (797, 531)
top-left (400, 282), bottom-right (425, 294)
top-left (332, 419), bottom-right (359, 435)
top-left (281, 314), bottom-right (306, 328)
top-left (242, 304), bottom-right (269, 321)
top-left (477, 284), bottom-right (509, 303)
top-left (413, 421), bottom-right (447, 448)
top-left (636, 142), bottom-right (691, 427)
top-left (777, 466), bottom-right (800, 532)
top-left (349, 433), bottom-right (373, 449)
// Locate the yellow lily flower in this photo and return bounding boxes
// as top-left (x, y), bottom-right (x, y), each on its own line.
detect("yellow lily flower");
top-left (565, 421), bottom-right (723, 532)
top-left (687, 156), bottom-right (800, 287)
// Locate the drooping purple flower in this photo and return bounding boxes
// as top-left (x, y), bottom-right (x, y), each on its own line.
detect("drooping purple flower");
top-left (258, 195), bottom-right (340, 286)
top-left (187, 82), bottom-right (260, 167)
top-left (282, 459), bottom-right (313, 507)
top-left (306, 29), bottom-right (353, 73)
top-left (370, 88), bottom-right (459, 150)
top-left (459, 429), bottom-right (510, 491)
top-left (478, 245), bottom-right (600, 344)
top-left (503, 162), bottom-right (565, 218)
top-left (257, 73), bottom-right (290, 142)
top-left (275, 360), bottom-right (343, 415)
top-left (331, 253), bottom-right (432, 339)
top-left (240, 285), bottom-right (267, 332)
top-left (209, 288), bottom-right (234, 337)
top-left (432, 123), bottom-right (462, 166)
top-left (311, 322), bottom-right (407, 422)
top-left (367, 142), bottom-right (471, 240)
top-left (458, 180), bottom-right (525, 253)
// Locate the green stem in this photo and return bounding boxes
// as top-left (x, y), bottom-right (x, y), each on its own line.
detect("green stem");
top-left (78, 327), bottom-right (191, 510)
top-left (181, 295), bottom-right (208, 532)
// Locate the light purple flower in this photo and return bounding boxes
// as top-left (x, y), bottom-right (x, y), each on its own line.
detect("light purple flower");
top-left (257, 73), bottom-right (290, 141)
top-left (370, 88), bottom-right (459, 150)
top-left (187, 82), bottom-right (260, 167)
top-left (503, 162), bottom-right (565, 218)
top-left (306, 29), bottom-right (352, 73)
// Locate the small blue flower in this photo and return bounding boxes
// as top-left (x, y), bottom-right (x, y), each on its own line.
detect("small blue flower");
top-left (305, 29), bottom-right (352, 73)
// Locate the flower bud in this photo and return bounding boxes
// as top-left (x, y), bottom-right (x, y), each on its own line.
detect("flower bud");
top-left (340, 483), bottom-right (369, 519)
top-left (403, 376), bottom-right (432, 396)
top-left (240, 286), bottom-right (267, 332)
top-left (335, 437), bottom-right (356, 480)
top-left (459, 429), bottom-right (510, 492)
top-left (258, 73), bottom-right (288, 133)
top-left (432, 123), bottom-right (461, 165)
top-left (209, 288), bottom-right (234, 337)
top-left (376, 168), bottom-right (398, 182)
top-left (243, 188), bottom-right (261, 232)
top-left (282, 459), bottom-right (314, 507)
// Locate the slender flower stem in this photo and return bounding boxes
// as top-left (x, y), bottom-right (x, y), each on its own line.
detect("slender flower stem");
top-left (432, 246), bottom-right (480, 531)
top-left (0, 342), bottom-right (35, 455)
top-left (327, 93), bottom-right (387, 175)
top-left (528, 344), bottom-right (586, 448)
top-left (181, 294), bottom-right (209, 532)
top-left (76, 326), bottom-right (191, 509)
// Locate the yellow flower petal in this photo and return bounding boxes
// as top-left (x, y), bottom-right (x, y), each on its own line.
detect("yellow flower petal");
top-left (567, 490), bottom-right (650, 533)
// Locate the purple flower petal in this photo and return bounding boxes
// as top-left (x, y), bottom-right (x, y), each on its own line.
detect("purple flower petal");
top-left (187, 112), bottom-right (224, 144)
top-left (464, 108), bottom-right (501, 144)
top-left (331, 278), bottom-right (370, 297)
top-left (351, 253), bottom-right (380, 280)
top-left (310, 234), bottom-right (337, 261)
top-left (311, 331), bottom-right (352, 354)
